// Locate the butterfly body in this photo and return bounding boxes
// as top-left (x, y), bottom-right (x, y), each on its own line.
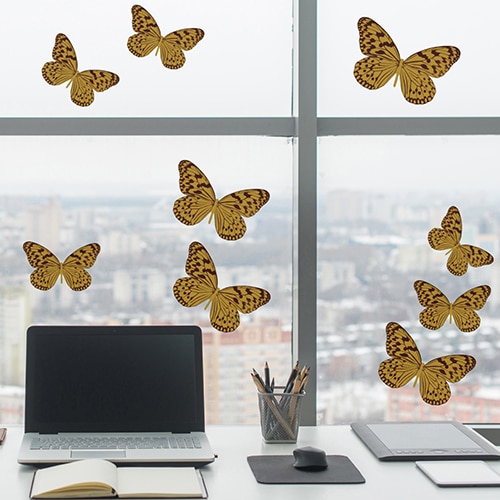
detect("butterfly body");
top-left (23, 241), bottom-right (100, 291)
top-left (428, 206), bottom-right (494, 276)
top-left (128, 5), bottom-right (204, 69)
top-left (42, 34), bottom-right (119, 107)
top-left (379, 322), bottom-right (476, 405)
top-left (414, 280), bottom-right (490, 332)
top-left (354, 17), bottom-right (460, 104)
top-left (173, 241), bottom-right (270, 332)
top-left (173, 160), bottom-right (270, 240)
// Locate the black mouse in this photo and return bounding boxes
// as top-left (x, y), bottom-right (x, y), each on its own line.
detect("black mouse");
top-left (292, 446), bottom-right (328, 471)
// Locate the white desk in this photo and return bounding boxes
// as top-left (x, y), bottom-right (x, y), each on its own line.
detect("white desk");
top-left (3, 424), bottom-right (500, 499)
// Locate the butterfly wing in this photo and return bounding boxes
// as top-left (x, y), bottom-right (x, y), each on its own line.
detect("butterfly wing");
top-left (414, 280), bottom-right (452, 330)
top-left (453, 244), bottom-right (495, 275)
top-left (173, 241), bottom-right (218, 308)
top-left (211, 286), bottom-right (271, 332)
top-left (428, 205), bottom-right (464, 274)
top-left (23, 241), bottom-right (63, 291)
top-left (160, 28), bottom-right (205, 69)
top-left (214, 189), bottom-right (270, 240)
top-left (354, 17), bottom-right (401, 91)
top-left (173, 160), bottom-right (216, 226)
top-left (420, 354), bottom-right (476, 405)
top-left (159, 29), bottom-right (205, 69)
top-left (450, 285), bottom-right (491, 332)
top-left (70, 70), bottom-right (119, 107)
top-left (42, 33), bottom-right (78, 86)
top-left (378, 322), bottom-right (422, 389)
top-left (398, 46), bottom-right (460, 104)
top-left (60, 243), bottom-right (101, 291)
top-left (428, 206), bottom-right (462, 251)
top-left (127, 4), bottom-right (162, 57)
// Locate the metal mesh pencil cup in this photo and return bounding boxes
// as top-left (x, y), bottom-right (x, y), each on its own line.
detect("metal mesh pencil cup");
top-left (257, 390), bottom-right (305, 443)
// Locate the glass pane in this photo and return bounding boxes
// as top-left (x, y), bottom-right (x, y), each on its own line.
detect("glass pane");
top-left (318, 135), bottom-right (500, 423)
top-left (3, 0), bottom-right (292, 117)
top-left (0, 136), bottom-right (293, 425)
top-left (318, 0), bottom-right (497, 116)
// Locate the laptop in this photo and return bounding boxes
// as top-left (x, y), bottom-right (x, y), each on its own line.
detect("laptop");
top-left (18, 324), bottom-right (216, 467)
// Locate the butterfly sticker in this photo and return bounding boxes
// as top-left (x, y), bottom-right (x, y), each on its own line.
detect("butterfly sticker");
top-left (173, 160), bottom-right (270, 241)
top-left (414, 280), bottom-right (491, 332)
top-left (354, 17), bottom-right (460, 104)
top-left (379, 322), bottom-right (476, 405)
top-left (127, 5), bottom-right (204, 69)
top-left (42, 33), bottom-right (119, 107)
top-left (23, 241), bottom-right (101, 291)
top-left (173, 241), bottom-right (271, 332)
top-left (428, 206), bottom-right (494, 276)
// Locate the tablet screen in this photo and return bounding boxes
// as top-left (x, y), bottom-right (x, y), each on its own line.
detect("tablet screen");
top-left (472, 427), bottom-right (500, 446)
top-left (368, 422), bottom-right (480, 449)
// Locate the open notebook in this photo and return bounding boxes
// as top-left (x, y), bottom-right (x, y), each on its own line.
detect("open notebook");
top-left (18, 324), bottom-right (216, 467)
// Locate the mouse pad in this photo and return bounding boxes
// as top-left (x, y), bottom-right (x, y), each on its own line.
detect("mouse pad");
top-left (247, 455), bottom-right (365, 484)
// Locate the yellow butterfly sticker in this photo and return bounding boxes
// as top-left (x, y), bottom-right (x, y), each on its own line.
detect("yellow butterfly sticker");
top-left (354, 17), bottom-right (460, 104)
top-left (173, 241), bottom-right (271, 332)
top-left (414, 280), bottom-right (491, 332)
top-left (428, 206), bottom-right (494, 276)
top-left (379, 322), bottom-right (476, 405)
top-left (23, 241), bottom-right (101, 291)
top-left (173, 160), bottom-right (270, 241)
top-left (42, 33), bottom-right (119, 107)
top-left (127, 5), bottom-right (204, 69)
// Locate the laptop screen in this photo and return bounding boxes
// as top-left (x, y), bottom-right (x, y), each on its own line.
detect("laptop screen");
top-left (25, 325), bottom-right (205, 434)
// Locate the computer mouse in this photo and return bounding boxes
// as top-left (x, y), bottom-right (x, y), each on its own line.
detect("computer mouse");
top-left (292, 446), bottom-right (328, 471)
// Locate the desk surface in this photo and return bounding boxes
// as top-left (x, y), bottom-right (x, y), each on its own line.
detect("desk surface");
top-left (3, 424), bottom-right (500, 499)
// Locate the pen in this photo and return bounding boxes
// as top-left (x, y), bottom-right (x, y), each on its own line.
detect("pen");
top-left (284, 360), bottom-right (299, 393)
top-left (0, 427), bottom-right (6, 445)
top-left (252, 369), bottom-right (269, 392)
top-left (264, 362), bottom-right (270, 388)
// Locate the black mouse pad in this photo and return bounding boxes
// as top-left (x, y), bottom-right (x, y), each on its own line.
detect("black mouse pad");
top-left (247, 455), bottom-right (365, 484)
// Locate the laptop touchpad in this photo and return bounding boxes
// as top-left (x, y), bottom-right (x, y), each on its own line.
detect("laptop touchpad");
top-left (71, 450), bottom-right (126, 459)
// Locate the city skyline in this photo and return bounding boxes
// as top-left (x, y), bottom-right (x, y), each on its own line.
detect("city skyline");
top-left (1, 188), bottom-right (500, 425)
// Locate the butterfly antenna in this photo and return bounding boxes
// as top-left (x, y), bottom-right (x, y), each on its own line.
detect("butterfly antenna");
top-left (393, 59), bottom-right (404, 87)
top-left (208, 200), bottom-right (219, 225)
top-left (413, 365), bottom-right (423, 388)
top-left (203, 290), bottom-right (219, 311)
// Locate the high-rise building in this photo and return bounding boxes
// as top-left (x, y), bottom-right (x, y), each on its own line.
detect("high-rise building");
top-left (24, 198), bottom-right (62, 251)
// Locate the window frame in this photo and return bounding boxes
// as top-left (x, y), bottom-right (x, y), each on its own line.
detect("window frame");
top-left (2, 0), bottom-right (497, 426)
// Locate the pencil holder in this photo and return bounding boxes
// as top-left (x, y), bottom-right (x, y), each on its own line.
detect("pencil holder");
top-left (257, 389), bottom-right (305, 443)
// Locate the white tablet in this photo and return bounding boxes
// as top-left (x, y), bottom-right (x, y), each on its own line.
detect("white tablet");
top-left (416, 460), bottom-right (500, 487)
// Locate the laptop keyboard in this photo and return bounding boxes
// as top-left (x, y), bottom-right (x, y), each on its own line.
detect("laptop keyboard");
top-left (30, 435), bottom-right (202, 450)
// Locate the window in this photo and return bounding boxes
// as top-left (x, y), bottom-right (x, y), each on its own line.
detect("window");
top-left (2, 1), bottom-right (499, 427)
top-left (316, 0), bottom-right (500, 423)
top-left (0, 0), bottom-right (295, 425)
top-left (318, 136), bottom-right (500, 422)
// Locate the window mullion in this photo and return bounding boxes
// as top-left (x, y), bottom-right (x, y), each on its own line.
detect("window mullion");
top-left (293, 0), bottom-right (317, 426)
